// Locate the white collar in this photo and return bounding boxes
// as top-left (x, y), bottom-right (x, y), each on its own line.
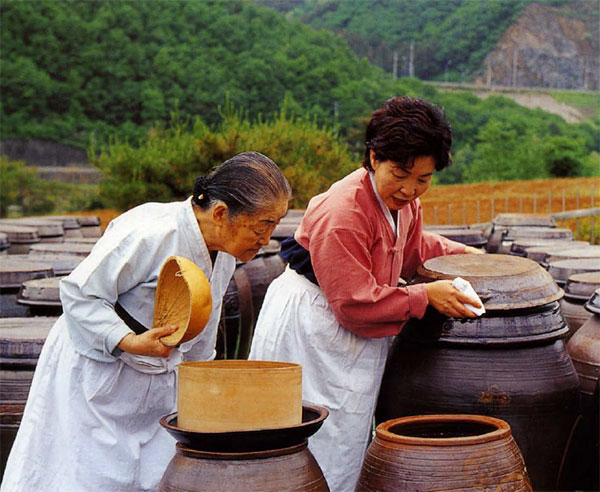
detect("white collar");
top-left (368, 171), bottom-right (398, 236)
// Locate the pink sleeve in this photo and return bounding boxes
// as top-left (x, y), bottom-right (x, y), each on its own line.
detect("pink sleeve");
top-left (309, 225), bottom-right (429, 339)
top-left (401, 201), bottom-right (466, 280)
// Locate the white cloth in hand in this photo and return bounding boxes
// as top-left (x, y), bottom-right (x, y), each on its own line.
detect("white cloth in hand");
top-left (452, 277), bottom-right (486, 316)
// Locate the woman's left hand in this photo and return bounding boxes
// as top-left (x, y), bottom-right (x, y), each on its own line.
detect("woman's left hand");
top-left (464, 246), bottom-right (485, 254)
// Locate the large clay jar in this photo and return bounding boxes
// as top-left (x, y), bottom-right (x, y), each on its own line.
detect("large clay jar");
top-left (158, 403), bottom-right (329, 492)
top-left (0, 317), bottom-right (56, 478)
top-left (561, 289), bottom-right (600, 491)
top-left (376, 254), bottom-right (580, 491)
top-left (560, 271), bottom-right (600, 338)
top-left (356, 414), bottom-right (532, 492)
top-left (485, 213), bottom-right (556, 253)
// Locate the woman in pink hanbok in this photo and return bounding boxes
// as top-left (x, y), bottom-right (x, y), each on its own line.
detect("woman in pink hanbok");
top-left (249, 97), bottom-right (484, 492)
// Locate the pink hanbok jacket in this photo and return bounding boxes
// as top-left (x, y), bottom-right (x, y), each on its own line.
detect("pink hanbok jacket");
top-left (295, 168), bottom-right (466, 338)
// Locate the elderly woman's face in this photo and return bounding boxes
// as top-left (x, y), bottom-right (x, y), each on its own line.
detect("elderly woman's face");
top-left (371, 150), bottom-right (435, 211)
top-left (223, 197), bottom-right (289, 262)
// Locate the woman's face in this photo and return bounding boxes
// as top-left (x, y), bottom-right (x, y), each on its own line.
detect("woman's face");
top-left (222, 197), bottom-right (289, 262)
top-left (370, 150), bottom-right (435, 211)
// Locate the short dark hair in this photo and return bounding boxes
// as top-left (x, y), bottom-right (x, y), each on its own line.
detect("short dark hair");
top-left (362, 96), bottom-right (452, 172)
top-left (192, 152), bottom-right (291, 217)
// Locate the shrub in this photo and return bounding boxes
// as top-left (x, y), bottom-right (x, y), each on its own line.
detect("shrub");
top-left (90, 105), bottom-right (357, 210)
top-left (0, 157), bottom-right (104, 216)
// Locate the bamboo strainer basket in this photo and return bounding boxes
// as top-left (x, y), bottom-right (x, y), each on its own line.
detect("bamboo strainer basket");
top-left (154, 256), bottom-right (212, 346)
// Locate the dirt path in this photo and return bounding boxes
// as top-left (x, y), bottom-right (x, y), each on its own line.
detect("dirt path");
top-left (476, 91), bottom-right (585, 123)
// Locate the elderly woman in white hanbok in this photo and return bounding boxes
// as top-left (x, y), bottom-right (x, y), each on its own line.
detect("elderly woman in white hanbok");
top-left (1, 152), bottom-right (290, 492)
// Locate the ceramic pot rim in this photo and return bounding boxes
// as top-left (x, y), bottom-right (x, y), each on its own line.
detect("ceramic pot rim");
top-left (175, 440), bottom-right (308, 460)
top-left (376, 414), bottom-right (511, 446)
top-left (179, 360), bottom-right (301, 372)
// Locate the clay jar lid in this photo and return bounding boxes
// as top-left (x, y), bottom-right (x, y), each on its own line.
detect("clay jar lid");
top-left (564, 272), bottom-right (600, 302)
top-left (505, 227), bottom-right (572, 240)
top-left (0, 224), bottom-right (40, 243)
top-left (177, 360), bottom-right (302, 433)
top-left (153, 256), bottom-right (212, 346)
top-left (64, 237), bottom-right (99, 244)
top-left (511, 239), bottom-right (587, 257)
top-left (5, 254), bottom-right (82, 276)
top-left (29, 242), bottom-right (94, 257)
top-left (492, 213), bottom-right (556, 227)
top-left (585, 288), bottom-right (600, 315)
top-left (71, 215), bottom-right (101, 226)
top-left (41, 216), bottom-right (81, 230)
top-left (425, 228), bottom-right (487, 248)
top-left (0, 218), bottom-right (64, 238)
top-left (525, 242), bottom-right (590, 263)
top-left (0, 317), bottom-right (58, 366)
top-left (546, 245), bottom-right (600, 263)
top-left (548, 259), bottom-right (600, 287)
top-left (416, 254), bottom-right (563, 310)
top-left (0, 233), bottom-right (9, 250)
top-left (0, 257), bottom-right (54, 288)
top-left (17, 276), bottom-right (62, 306)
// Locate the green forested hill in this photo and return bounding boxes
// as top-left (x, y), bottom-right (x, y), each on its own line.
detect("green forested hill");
top-left (1, 0), bottom-right (598, 189)
top-left (262, 0), bottom-right (588, 81)
top-left (1, 0), bottom-right (397, 146)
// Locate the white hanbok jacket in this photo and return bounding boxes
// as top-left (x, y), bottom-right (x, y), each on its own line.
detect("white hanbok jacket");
top-left (1, 198), bottom-right (235, 492)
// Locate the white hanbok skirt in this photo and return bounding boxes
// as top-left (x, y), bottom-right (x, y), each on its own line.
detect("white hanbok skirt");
top-left (1, 317), bottom-right (178, 492)
top-left (249, 267), bottom-right (391, 492)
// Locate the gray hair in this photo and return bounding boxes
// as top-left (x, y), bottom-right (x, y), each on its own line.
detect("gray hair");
top-left (192, 152), bottom-right (291, 217)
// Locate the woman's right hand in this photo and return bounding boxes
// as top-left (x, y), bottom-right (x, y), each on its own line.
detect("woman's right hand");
top-left (117, 325), bottom-right (179, 358)
top-left (424, 280), bottom-right (482, 318)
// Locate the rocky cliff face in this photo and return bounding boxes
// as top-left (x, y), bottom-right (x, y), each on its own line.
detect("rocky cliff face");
top-left (476, 1), bottom-right (598, 90)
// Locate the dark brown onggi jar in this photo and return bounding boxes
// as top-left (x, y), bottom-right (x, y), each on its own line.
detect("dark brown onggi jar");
top-left (0, 317), bottom-right (56, 478)
top-left (561, 288), bottom-right (600, 491)
top-left (356, 414), bottom-right (532, 492)
top-left (560, 271), bottom-right (600, 338)
top-left (485, 213), bottom-right (556, 253)
top-left (158, 403), bottom-right (329, 492)
top-left (376, 254), bottom-right (580, 492)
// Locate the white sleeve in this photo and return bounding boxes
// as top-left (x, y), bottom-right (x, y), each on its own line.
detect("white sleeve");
top-left (59, 226), bottom-right (169, 362)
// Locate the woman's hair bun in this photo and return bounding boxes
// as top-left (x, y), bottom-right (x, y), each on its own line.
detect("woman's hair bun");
top-left (193, 176), bottom-right (210, 205)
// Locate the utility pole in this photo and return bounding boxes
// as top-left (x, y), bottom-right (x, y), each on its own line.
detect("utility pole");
top-left (512, 50), bottom-right (518, 88)
top-left (392, 50), bottom-right (399, 80)
top-left (408, 40), bottom-right (414, 78)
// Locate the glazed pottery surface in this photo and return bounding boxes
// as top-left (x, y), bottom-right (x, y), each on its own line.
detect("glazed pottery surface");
top-left (378, 254), bottom-right (580, 491)
top-left (158, 401), bottom-right (329, 492)
top-left (356, 415), bottom-right (532, 492)
top-left (158, 441), bottom-right (328, 492)
top-left (160, 403), bottom-right (327, 453)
